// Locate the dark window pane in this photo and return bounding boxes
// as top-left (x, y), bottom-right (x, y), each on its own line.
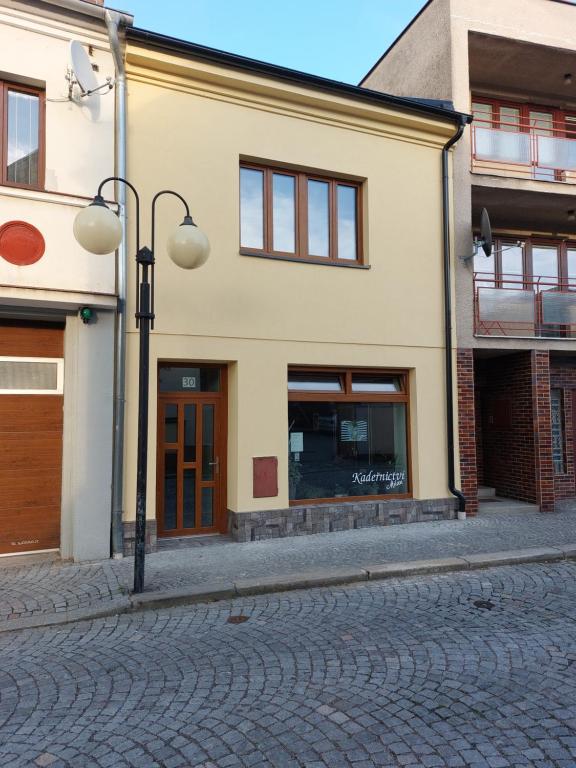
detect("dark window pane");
top-left (201, 487), bottom-right (214, 527)
top-left (240, 167), bottom-right (264, 249)
top-left (288, 372), bottom-right (342, 392)
top-left (159, 366), bottom-right (220, 393)
top-left (351, 375), bottom-right (402, 393)
top-left (288, 401), bottom-right (408, 500)
top-left (551, 389), bottom-right (565, 474)
top-left (163, 452), bottom-right (177, 530)
top-left (7, 90), bottom-right (39, 186)
top-left (164, 404), bottom-right (178, 443)
top-left (183, 469), bottom-right (196, 528)
top-left (337, 185), bottom-right (357, 261)
top-left (272, 174), bottom-right (295, 253)
top-left (307, 180), bottom-right (329, 257)
top-left (184, 404), bottom-right (196, 462)
top-left (202, 404), bottom-right (215, 480)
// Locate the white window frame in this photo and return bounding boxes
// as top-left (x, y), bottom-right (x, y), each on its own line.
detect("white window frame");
top-left (0, 356), bottom-right (64, 395)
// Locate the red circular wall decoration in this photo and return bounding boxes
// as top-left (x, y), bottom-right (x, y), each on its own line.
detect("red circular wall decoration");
top-left (0, 221), bottom-right (46, 266)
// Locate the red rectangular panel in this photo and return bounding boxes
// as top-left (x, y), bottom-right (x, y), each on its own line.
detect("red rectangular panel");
top-left (253, 456), bottom-right (278, 498)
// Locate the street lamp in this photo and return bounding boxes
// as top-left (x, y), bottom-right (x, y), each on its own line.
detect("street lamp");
top-left (73, 177), bottom-right (210, 593)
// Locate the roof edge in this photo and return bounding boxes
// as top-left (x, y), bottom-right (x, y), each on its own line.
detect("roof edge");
top-left (127, 25), bottom-right (470, 125)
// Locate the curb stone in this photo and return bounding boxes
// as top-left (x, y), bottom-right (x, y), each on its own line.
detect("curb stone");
top-left (364, 557), bottom-right (468, 579)
top-left (2, 545), bottom-right (576, 633)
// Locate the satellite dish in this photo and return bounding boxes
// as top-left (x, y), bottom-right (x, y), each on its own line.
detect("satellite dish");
top-left (68, 40), bottom-right (113, 99)
top-left (70, 41), bottom-right (99, 95)
top-left (480, 208), bottom-right (493, 257)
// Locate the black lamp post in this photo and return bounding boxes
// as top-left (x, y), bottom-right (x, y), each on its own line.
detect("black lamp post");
top-left (73, 177), bottom-right (210, 593)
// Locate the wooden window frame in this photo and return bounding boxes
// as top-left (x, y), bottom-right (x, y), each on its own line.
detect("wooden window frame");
top-left (288, 366), bottom-right (412, 505)
top-left (240, 162), bottom-right (364, 266)
top-left (1, 80), bottom-right (45, 191)
top-left (472, 95), bottom-right (573, 137)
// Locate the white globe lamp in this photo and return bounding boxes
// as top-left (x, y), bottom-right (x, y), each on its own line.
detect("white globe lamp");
top-left (167, 216), bottom-right (210, 269)
top-left (73, 196), bottom-right (123, 255)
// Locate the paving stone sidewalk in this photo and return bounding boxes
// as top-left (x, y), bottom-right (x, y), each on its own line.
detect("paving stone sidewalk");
top-left (2, 508), bottom-right (576, 630)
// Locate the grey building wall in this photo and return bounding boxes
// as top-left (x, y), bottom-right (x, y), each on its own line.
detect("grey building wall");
top-left (61, 311), bottom-right (115, 562)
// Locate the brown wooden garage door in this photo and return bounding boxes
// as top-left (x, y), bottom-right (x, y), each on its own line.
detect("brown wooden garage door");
top-left (0, 321), bottom-right (64, 555)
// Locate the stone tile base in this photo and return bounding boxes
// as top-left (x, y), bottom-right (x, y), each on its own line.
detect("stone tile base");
top-left (123, 521), bottom-right (157, 556)
top-left (229, 498), bottom-right (458, 543)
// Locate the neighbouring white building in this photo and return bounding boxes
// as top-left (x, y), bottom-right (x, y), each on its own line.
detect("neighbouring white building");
top-left (0, 0), bottom-right (131, 561)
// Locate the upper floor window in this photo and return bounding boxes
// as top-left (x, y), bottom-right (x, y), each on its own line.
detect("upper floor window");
top-left (471, 97), bottom-right (576, 183)
top-left (2, 81), bottom-right (44, 189)
top-left (240, 162), bottom-right (362, 265)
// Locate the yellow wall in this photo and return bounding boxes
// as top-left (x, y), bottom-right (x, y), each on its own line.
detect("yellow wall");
top-left (124, 44), bottom-right (459, 521)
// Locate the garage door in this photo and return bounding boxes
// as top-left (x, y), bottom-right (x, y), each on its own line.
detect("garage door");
top-left (0, 321), bottom-right (64, 555)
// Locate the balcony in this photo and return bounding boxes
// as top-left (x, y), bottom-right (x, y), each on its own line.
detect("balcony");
top-left (474, 274), bottom-right (576, 338)
top-left (471, 116), bottom-right (576, 184)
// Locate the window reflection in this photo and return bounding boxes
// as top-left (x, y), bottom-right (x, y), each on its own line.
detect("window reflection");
top-left (240, 167), bottom-right (264, 249)
top-left (307, 180), bottom-right (330, 257)
top-left (272, 174), bottom-right (295, 253)
top-left (337, 185), bottom-right (357, 260)
top-left (501, 244), bottom-right (524, 289)
top-left (7, 91), bottom-right (39, 186)
top-left (532, 246), bottom-right (558, 288)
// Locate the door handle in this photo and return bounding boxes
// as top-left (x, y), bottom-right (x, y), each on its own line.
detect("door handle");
top-left (208, 457), bottom-right (219, 472)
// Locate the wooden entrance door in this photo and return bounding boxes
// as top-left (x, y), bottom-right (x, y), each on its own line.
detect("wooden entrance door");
top-left (157, 366), bottom-right (226, 536)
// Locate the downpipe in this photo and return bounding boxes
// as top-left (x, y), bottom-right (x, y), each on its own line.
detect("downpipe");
top-left (105, 10), bottom-right (129, 556)
top-left (442, 114), bottom-right (471, 517)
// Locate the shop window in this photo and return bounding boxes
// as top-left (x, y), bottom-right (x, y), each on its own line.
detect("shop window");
top-left (2, 81), bottom-right (44, 189)
top-left (240, 162), bottom-right (362, 265)
top-left (551, 389), bottom-right (566, 474)
top-left (288, 368), bottom-right (409, 503)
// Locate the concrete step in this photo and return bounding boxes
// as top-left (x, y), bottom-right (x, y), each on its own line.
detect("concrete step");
top-left (478, 485), bottom-right (496, 499)
top-left (479, 497), bottom-right (540, 515)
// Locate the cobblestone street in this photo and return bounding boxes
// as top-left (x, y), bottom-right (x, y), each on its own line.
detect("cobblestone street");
top-left (4, 509), bottom-right (576, 628)
top-left (2, 562), bottom-right (576, 767)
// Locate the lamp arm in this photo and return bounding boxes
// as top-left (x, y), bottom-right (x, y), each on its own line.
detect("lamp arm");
top-left (150, 189), bottom-right (191, 257)
top-left (97, 176), bottom-right (141, 253)
top-left (149, 190), bottom-right (192, 330)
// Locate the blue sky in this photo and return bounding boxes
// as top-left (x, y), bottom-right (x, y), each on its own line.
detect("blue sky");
top-left (117, 0), bottom-right (428, 85)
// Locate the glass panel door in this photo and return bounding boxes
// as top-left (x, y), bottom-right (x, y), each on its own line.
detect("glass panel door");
top-left (157, 397), bottom-right (221, 535)
top-left (532, 245), bottom-right (559, 288)
top-left (530, 110), bottom-right (556, 180)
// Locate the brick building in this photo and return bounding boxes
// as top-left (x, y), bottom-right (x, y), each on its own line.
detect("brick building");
top-left (363, 0), bottom-right (576, 515)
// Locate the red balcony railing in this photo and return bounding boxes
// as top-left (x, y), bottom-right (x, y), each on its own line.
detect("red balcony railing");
top-left (474, 273), bottom-right (576, 337)
top-left (471, 115), bottom-right (576, 182)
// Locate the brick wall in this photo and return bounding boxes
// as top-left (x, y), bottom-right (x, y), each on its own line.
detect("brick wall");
top-left (550, 360), bottom-right (576, 501)
top-left (476, 351), bottom-right (554, 512)
top-left (532, 351), bottom-right (554, 512)
top-left (457, 349), bottom-right (478, 516)
top-left (477, 353), bottom-right (536, 504)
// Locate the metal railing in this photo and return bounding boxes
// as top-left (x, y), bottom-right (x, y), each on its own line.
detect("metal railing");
top-left (474, 273), bottom-right (576, 337)
top-left (471, 116), bottom-right (576, 182)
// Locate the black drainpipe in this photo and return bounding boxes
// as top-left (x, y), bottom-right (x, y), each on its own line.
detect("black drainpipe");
top-left (442, 114), bottom-right (471, 514)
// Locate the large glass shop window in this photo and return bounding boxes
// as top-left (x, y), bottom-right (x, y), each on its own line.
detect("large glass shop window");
top-left (288, 370), bottom-right (409, 501)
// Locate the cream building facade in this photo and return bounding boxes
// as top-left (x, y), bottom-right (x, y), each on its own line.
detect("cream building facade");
top-left (0, 0), bottom-right (131, 561)
top-left (118, 30), bottom-right (469, 549)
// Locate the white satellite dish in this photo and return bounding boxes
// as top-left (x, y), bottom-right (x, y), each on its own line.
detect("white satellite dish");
top-left (68, 40), bottom-right (113, 99)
